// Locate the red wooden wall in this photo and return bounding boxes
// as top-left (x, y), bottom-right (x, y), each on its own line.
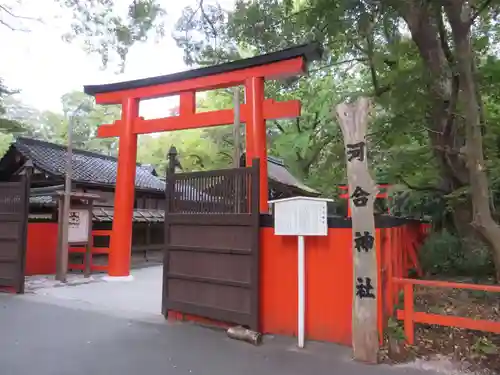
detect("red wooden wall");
top-left (260, 227), bottom-right (355, 345)
top-left (27, 220), bottom-right (426, 347)
top-left (170, 222), bottom-right (425, 346)
top-left (25, 223), bottom-right (58, 275)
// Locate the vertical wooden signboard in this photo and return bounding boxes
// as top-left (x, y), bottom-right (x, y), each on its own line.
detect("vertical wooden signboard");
top-left (336, 97), bottom-right (379, 363)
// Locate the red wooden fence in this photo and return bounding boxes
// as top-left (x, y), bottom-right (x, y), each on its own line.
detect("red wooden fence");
top-left (393, 277), bottom-right (500, 344)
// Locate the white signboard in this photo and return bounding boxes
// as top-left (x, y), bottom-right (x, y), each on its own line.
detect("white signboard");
top-left (268, 196), bottom-right (333, 350)
top-left (272, 197), bottom-right (330, 236)
top-left (68, 209), bottom-right (90, 243)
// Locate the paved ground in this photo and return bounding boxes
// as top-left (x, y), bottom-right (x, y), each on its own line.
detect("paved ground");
top-left (25, 266), bottom-right (163, 321)
top-left (0, 267), bottom-right (446, 375)
top-left (1, 295), bottom-right (443, 375)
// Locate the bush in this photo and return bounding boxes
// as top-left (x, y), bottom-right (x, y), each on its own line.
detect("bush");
top-left (419, 229), bottom-right (495, 278)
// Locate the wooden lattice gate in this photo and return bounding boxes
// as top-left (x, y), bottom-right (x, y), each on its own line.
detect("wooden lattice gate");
top-left (162, 162), bottom-right (260, 330)
top-left (0, 175), bottom-right (30, 294)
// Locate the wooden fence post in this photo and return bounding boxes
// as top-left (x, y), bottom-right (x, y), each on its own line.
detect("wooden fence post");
top-left (336, 97), bottom-right (379, 363)
top-left (84, 199), bottom-right (94, 277)
top-left (403, 283), bottom-right (415, 345)
top-left (19, 161), bottom-right (33, 294)
top-left (162, 145), bottom-right (177, 317)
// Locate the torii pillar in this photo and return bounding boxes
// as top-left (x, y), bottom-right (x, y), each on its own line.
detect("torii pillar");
top-left (84, 43), bottom-right (323, 277)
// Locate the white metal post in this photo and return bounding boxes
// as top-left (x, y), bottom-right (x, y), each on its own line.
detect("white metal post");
top-left (298, 235), bottom-right (305, 348)
top-left (269, 197), bottom-right (332, 349)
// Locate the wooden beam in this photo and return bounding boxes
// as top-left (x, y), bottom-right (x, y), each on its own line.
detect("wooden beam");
top-left (97, 99), bottom-right (301, 137)
top-left (336, 97), bottom-right (379, 363)
top-left (179, 91), bottom-right (196, 116)
top-left (94, 57), bottom-right (305, 104)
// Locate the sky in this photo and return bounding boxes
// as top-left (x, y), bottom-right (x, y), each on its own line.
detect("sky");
top-left (0, 0), bottom-right (234, 119)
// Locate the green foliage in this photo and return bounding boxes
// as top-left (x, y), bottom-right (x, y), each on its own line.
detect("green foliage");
top-left (419, 230), bottom-right (495, 278)
top-left (0, 80), bottom-right (27, 154)
top-left (3, 0), bottom-right (500, 279)
top-left (0, 80), bottom-right (25, 134)
top-left (388, 185), bottom-right (448, 222)
top-left (172, 0), bottom-right (444, 199)
top-left (386, 317), bottom-right (406, 342)
top-left (0, 132), bottom-right (13, 157)
top-left (266, 76), bottom-right (347, 197)
top-left (2, 90), bottom-right (120, 156)
top-left (56, 0), bottom-right (166, 71)
top-left (0, 1), bottom-right (167, 72)
top-left (471, 337), bottom-right (498, 357)
top-left (137, 127), bottom-right (232, 176)
top-left (192, 74), bottom-right (349, 196)
top-left (59, 91), bottom-right (121, 153)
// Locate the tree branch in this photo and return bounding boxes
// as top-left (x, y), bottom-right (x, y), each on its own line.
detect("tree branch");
top-left (363, 28), bottom-right (392, 98)
top-left (295, 118), bottom-right (301, 133)
top-left (397, 174), bottom-right (448, 193)
top-left (272, 120), bottom-right (286, 134)
top-left (352, 40), bottom-right (368, 54)
top-left (187, 154), bottom-right (205, 169)
top-left (308, 58), bottom-right (368, 73)
top-left (471, 0), bottom-right (493, 24)
top-left (432, 144), bottom-right (465, 156)
top-left (199, 0), bottom-right (218, 39)
top-left (186, 1), bottom-right (201, 25)
top-left (221, 133), bottom-right (234, 147)
top-left (304, 134), bottom-right (336, 171)
top-left (0, 5), bottom-right (42, 22)
top-left (434, 7), bottom-right (460, 144)
top-left (217, 151), bottom-right (233, 161)
top-left (471, 53), bottom-right (487, 129)
top-left (0, 4), bottom-right (42, 32)
top-left (366, 34), bottom-right (380, 94)
top-left (436, 6), bottom-right (454, 66)
top-left (311, 111), bottom-right (321, 131)
top-left (374, 85), bottom-right (392, 97)
top-left (0, 18), bottom-right (15, 30)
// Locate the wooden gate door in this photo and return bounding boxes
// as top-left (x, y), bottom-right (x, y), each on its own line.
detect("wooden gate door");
top-left (0, 176), bottom-right (30, 294)
top-left (162, 163), bottom-right (260, 330)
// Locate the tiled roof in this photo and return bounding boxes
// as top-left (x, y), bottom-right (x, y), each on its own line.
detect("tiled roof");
top-left (30, 195), bottom-right (56, 206)
top-left (93, 207), bottom-right (164, 223)
top-left (140, 164), bottom-right (158, 176)
top-left (18, 137), bottom-right (318, 197)
top-left (29, 182), bottom-right (212, 207)
top-left (266, 156), bottom-right (319, 195)
top-left (14, 137), bottom-right (165, 191)
top-left (240, 153), bottom-right (320, 196)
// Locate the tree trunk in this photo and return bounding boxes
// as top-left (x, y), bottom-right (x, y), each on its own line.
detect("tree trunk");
top-left (396, 0), bottom-right (500, 259)
top-left (444, 1), bottom-right (500, 280)
top-left (400, 3), bottom-right (468, 185)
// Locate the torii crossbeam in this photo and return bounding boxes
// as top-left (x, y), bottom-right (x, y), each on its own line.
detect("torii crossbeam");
top-left (84, 43), bottom-right (322, 277)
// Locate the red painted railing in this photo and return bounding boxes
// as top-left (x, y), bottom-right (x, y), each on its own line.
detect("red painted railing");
top-left (382, 224), bottom-right (426, 320)
top-left (393, 277), bottom-right (500, 344)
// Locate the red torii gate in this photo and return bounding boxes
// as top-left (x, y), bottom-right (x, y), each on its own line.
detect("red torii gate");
top-left (84, 43), bottom-right (322, 277)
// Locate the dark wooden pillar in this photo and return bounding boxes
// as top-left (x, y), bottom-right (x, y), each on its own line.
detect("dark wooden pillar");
top-left (162, 146), bottom-right (178, 317)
